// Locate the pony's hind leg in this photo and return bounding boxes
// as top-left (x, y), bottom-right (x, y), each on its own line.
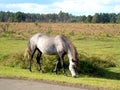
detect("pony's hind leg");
top-left (28, 48), bottom-right (36, 72)
top-left (36, 51), bottom-right (42, 73)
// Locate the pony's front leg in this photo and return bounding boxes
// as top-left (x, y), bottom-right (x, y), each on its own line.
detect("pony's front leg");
top-left (36, 52), bottom-right (42, 73)
top-left (59, 53), bottom-right (67, 76)
top-left (61, 59), bottom-right (67, 76)
top-left (53, 57), bottom-right (61, 74)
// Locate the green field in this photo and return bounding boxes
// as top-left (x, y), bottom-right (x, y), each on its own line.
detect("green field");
top-left (0, 23), bottom-right (120, 90)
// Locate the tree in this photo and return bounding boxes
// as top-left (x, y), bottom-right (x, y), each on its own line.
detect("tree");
top-left (116, 13), bottom-right (120, 23)
top-left (92, 13), bottom-right (100, 23)
top-left (0, 11), bottom-right (5, 22)
top-left (15, 12), bottom-right (25, 22)
top-left (58, 11), bottom-right (71, 22)
top-left (78, 16), bottom-right (87, 23)
top-left (109, 13), bottom-right (116, 23)
top-left (86, 15), bottom-right (92, 23)
top-left (101, 13), bottom-right (110, 23)
top-left (0, 11), bottom-right (118, 23)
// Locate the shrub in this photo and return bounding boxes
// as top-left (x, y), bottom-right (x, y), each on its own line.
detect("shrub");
top-left (77, 53), bottom-right (116, 77)
top-left (1, 52), bottom-right (116, 78)
top-left (0, 23), bottom-right (10, 32)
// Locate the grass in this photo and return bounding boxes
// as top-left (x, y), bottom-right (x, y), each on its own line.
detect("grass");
top-left (0, 38), bottom-right (26, 54)
top-left (72, 35), bottom-right (120, 67)
top-left (0, 23), bottom-right (120, 90)
top-left (0, 66), bottom-right (120, 90)
top-left (0, 37), bottom-right (120, 90)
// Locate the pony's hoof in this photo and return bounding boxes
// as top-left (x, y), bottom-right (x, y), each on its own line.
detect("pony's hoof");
top-left (29, 70), bottom-right (32, 72)
top-left (64, 73), bottom-right (67, 77)
top-left (39, 70), bottom-right (43, 73)
top-left (53, 69), bottom-right (57, 72)
top-left (28, 67), bottom-right (32, 72)
top-left (53, 70), bottom-right (58, 75)
top-left (54, 72), bottom-right (58, 75)
top-left (72, 75), bottom-right (77, 78)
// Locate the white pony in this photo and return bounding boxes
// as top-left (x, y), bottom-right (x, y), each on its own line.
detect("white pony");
top-left (24, 33), bottom-right (79, 78)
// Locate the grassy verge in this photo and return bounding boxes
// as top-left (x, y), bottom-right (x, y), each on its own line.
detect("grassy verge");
top-left (0, 66), bottom-right (120, 90)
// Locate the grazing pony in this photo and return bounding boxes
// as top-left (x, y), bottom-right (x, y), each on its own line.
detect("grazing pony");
top-left (24, 33), bottom-right (79, 77)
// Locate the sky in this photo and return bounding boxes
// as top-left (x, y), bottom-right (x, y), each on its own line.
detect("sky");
top-left (0, 0), bottom-right (120, 16)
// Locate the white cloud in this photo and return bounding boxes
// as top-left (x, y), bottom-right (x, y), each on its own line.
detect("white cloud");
top-left (0, 3), bottom-right (49, 13)
top-left (52, 0), bottom-right (103, 15)
top-left (0, 0), bottom-right (120, 15)
top-left (114, 5), bottom-right (120, 13)
top-left (53, 0), bottom-right (120, 15)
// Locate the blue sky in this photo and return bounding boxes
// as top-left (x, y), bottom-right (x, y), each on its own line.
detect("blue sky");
top-left (0, 0), bottom-right (63, 4)
top-left (0, 0), bottom-right (120, 16)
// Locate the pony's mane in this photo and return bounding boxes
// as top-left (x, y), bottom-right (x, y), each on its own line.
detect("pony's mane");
top-left (60, 35), bottom-right (79, 62)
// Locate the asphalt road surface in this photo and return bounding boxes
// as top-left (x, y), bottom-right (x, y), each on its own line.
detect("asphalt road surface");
top-left (0, 78), bottom-right (89, 90)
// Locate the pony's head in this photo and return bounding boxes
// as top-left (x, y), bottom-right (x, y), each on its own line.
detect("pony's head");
top-left (69, 46), bottom-right (79, 78)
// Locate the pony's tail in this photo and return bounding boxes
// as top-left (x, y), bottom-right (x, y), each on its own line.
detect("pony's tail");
top-left (24, 47), bottom-right (30, 59)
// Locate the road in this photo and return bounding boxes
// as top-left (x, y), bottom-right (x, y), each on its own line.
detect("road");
top-left (0, 78), bottom-right (89, 90)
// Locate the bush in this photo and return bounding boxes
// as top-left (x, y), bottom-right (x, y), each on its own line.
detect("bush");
top-left (0, 23), bottom-right (10, 32)
top-left (77, 53), bottom-right (116, 77)
top-left (1, 52), bottom-right (116, 78)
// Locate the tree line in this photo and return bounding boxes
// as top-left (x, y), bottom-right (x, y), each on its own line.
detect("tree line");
top-left (0, 11), bottom-right (120, 23)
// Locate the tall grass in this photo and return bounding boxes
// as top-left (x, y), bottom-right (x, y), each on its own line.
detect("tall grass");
top-left (1, 23), bottom-right (120, 36)
top-left (0, 50), bottom-right (117, 79)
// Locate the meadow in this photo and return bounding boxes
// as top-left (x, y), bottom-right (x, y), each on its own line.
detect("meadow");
top-left (0, 23), bottom-right (120, 90)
